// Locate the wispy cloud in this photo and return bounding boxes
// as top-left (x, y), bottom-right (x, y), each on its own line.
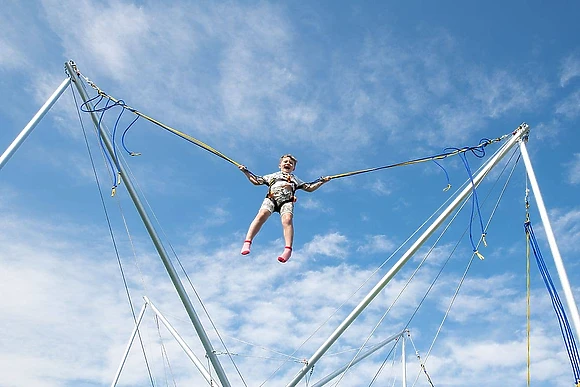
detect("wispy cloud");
top-left (560, 51), bottom-right (580, 87)
top-left (550, 207), bottom-right (580, 254)
top-left (357, 234), bottom-right (397, 254)
top-left (302, 232), bottom-right (349, 258)
top-left (555, 90), bottom-right (580, 119)
top-left (566, 153), bottom-right (580, 185)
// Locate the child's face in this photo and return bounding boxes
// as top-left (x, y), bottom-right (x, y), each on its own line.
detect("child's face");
top-left (279, 156), bottom-right (296, 173)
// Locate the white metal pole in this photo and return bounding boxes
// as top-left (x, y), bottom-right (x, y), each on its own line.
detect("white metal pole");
top-left (0, 77), bottom-right (71, 170)
top-left (65, 61), bottom-right (231, 387)
top-left (519, 140), bottom-right (580, 341)
top-left (311, 329), bottom-right (407, 387)
top-left (402, 331), bottom-right (407, 387)
top-left (145, 297), bottom-right (221, 387)
top-left (111, 302), bottom-right (149, 387)
top-left (286, 124), bottom-right (530, 387)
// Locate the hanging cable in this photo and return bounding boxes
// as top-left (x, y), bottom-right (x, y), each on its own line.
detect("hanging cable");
top-left (410, 148), bottom-right (521, 387)
top-left (155, 315), bottom-right (178, 387)
top-left (443, 141), bottom-right (489, 260)
top-left (525, 182), bottom-right (532, 387)
top-left (116, 153), bottom-right (249, 387)
top-left (69, 61), bottom-right (511, 188)
top-left (70, 84), bottom-right (156, 387)
top-left (524, 219), bottom-right (580, 385)
top-left (318, 136), bottom-right (509, 182)
top-left (408, 333), bottom-right (435, 387)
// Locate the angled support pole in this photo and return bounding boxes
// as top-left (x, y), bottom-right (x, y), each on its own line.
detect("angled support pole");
top-left (0, 77), bottom-right (71, 170)
top-left (111, 302), bottom-right (149, 387)
top-left (311, 329), bottom-right (408, 387)
top-left (145, 297), bottom-right (222, 387)
top-left (286, 123), bottom-right (530, 387)
top-left (519, 138), bottom-right (580, 342)
top-left (64, 61), bottom-right (231, 387)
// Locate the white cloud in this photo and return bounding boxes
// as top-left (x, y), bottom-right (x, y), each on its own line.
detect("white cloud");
top-left (367, 178), bottom-right (392, 196)
top-left (302, 232), bottom-right (349, 258)
top-left (555, 90), bottom-right (580, 119)
top-left (549, 207), bottom-right (580, 254)
top-left (566, 153), bottom-right (580, 185)
top-left (357, 234), bottom-right (397, 254)
top-left (560, 51), bottom-right (580, 87)
top-left (299, 196), bottom-right (332, 213)
top-left (0, 38), bottom-right (25, 69)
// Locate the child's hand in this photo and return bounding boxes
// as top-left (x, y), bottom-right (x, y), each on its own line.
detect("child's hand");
top-left (239, 165), bottom-right (248, 171)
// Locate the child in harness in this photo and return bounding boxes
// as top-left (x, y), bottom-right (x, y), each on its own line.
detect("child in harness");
top-left (239, 154), bottom-right (330, 263)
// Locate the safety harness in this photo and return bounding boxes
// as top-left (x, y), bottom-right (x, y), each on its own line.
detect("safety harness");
top-left (263, 173), bottom-right (305, 213)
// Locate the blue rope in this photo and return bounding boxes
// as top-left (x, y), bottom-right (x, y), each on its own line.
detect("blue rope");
top-left (432, 159), bottom-right (451, 191)
top-left (79, 93), bottom-right (141, 193)
top-left (525, 220), bottom-right (580, 384)
top-left (443, 139), bottom-right (489, 256)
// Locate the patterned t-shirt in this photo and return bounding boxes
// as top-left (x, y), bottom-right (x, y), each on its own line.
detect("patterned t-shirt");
top-left (261, 171), bottom-right (306, 203)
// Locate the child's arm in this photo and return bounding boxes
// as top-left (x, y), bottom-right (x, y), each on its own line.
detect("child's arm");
top-left (303, 176), bottom-right (331, 192)
top-left (239, 165), bottom-right (265, 185)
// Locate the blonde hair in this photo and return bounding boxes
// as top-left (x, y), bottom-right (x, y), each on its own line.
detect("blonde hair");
top-left (280, 154), bottom-right (298, 165)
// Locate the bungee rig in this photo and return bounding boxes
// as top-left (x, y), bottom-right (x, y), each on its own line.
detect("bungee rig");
top-left (69, 60), bottom-right (515, 260)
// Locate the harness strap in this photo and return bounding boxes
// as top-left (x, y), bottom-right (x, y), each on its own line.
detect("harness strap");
top-left (266, 194), bottom-right (296, 213)
top-left (264, 174), bottom-right (299, 212)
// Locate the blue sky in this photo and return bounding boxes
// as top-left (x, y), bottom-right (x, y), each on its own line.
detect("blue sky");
top-left (1, 1), bottom-right (579, 386)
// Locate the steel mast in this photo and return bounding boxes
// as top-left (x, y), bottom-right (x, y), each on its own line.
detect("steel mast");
top-left (285, 124), bottom-right (530, 387)
top-left (519, 138), bottom-right (580, 342)
top-left (64, 61), bottom-right (231, 387)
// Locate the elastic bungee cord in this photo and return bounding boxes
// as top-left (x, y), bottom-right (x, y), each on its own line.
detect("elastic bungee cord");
top-left (442, 141), bottom-right (489, 259)
top-left (81, 93), bottom-right (141, 195)
top-left (71, 62), bottom-right (510, 199)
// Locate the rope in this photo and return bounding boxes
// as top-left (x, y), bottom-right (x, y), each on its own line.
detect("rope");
top-left (71, 84), bottom-right (156, 386)
top-left (410, 148), bottom-right (521, 387)
top-left (455, 150), bottom-right (487, 260)
top-left (525, 183), bottom-right (531, 387)
top-left (69, 62), bottom-right (510, 188)
top-left (321, 135), bottom-right (510, 183)
top-left (408, 334), bottom-right (435, 387)
top-left (525, 219), bottom-right (580, 385)
top-left (70, 61), bottom-right (243, 166)
top-left (367, 339), bottom-right (401, 386)
top-left (155, 315), bottom-right (179, 387)
top-left (117, 156), bottom-right (249, 387)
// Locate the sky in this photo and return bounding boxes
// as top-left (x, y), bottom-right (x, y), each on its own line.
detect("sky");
top-left (1, 0), bottom-right (579, 386)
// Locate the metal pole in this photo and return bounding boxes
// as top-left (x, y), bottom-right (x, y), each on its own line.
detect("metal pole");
top-left (145, 297), bottom-right (221, 387)
top-left (111, 302), bottom-right (149, 387)
top-left (64, 61), bottom-right (231, 387)
top-left (311, 330), bottom-right (407, 387)
top-left (286, 124), bottom-right (530, 387)
top-left (519, 140), bottom-right (580, 341)
top-left (401, 331), bottom-right (407, 387)
top-left (0, 77), bottom-right (71, 170)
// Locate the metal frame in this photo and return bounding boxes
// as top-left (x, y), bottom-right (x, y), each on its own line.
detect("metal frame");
top-left (3, 63), bottom-right (579, 386)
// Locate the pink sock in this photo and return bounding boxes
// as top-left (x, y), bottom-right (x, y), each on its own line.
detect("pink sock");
top-left (277, 246), bottom-right (292, 263)
top-left (241, 240), bottom-right (252, 255)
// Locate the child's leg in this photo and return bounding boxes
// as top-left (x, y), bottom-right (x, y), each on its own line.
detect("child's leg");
top-left (241, 208), bottom-right (271, 255)
top-left (278, 212), bottom-right (294, 263)
top-left (280, 212), bottom-right (294, 248)
top-left (246, 209), bottom-right (272, 240)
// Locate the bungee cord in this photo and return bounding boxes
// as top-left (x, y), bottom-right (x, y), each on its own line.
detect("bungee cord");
top-left (332, 146), bottom-right (520, 387)
top-left (320, 135), bottom-right (509, 184)
top-left (68, 61), bottom-right (511, 191)
top-left (410, 147), bottom-right (521, 387)
top-left (71, 84), bottom-right (157, 386)
top-left (66, 62), bottom-right (547, 386)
